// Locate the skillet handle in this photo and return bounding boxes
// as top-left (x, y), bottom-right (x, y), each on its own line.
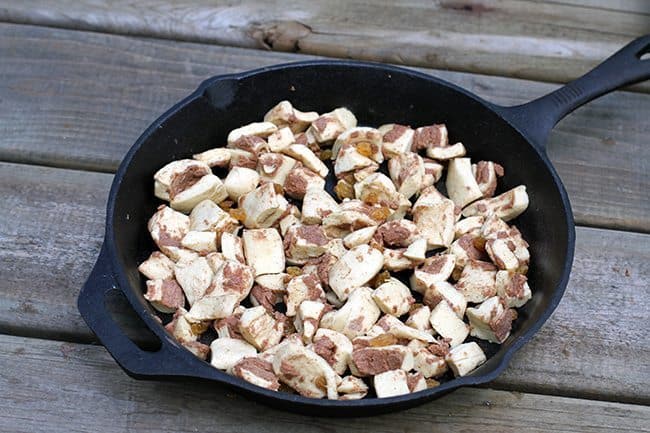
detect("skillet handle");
top-left (78, 244), bottom-right (193, 378)
top-left (497, 34), bottom-right (650, 150)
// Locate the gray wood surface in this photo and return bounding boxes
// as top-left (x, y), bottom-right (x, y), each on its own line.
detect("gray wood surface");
top-left (0, 163), bottom-right (108, 340)
top-left (0, 0), bottom-right (648, 92)
top-left (1, 161), bottom-right (648, 403)
top-left (0, 5), bottom-right (648, 427)
top-left (0, 334), bottom-right (648, 433)
top-left (0, 24), bottom-right (648, 232)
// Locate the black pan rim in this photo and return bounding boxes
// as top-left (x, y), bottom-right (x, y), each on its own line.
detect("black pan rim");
top-left (101, 59), bottom-right (576, 410)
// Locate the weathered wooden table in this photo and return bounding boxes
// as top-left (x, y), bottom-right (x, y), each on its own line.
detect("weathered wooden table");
top-left (1, 1), bottom-right (648, 431)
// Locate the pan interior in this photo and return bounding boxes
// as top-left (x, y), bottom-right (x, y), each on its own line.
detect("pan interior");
top-left (109, 63), bottom-right (571, 397)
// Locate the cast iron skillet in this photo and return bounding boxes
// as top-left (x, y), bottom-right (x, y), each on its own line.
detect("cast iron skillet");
top-left (78, 35), bottom-right (650, 416)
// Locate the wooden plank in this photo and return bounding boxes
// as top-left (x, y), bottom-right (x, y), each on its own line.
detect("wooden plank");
top-left (0, 334), bottom-right (648, 433)
top-left (0, 1), bottom-right (648, 92)
top-left (0, 23), bottom-right (303, 173)
top-left (497, 227), bottom-right (650, 402)
top-left (0, 24), bottom-right (648, 232)
top-left (0, 163), bottom-right (109, 341)
top-left (0, 162), bottom-right (648, 403)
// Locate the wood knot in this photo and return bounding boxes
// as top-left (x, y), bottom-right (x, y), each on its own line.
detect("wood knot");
top-left (250, 20), bottom-right (312, 51)
top-left (441, 2), bottom-right (493, 14)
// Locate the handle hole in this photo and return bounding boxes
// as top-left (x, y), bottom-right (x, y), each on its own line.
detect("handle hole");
top-left (105, 289), bottom-right (162, 352)
top-left (636, 44), bottom-right (650, 61)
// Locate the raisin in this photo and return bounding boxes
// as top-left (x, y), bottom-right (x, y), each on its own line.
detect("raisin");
top-left (364, 190), bottom-right (379, 205)
top-left (319, 149), bottom-right (332, 161)
top-left (218, 199), bottom-right (234, 210)
top-left (370, 206), bottom-right (392, 222)
top-left (426, 378), bottom-right (440, 388)
top-left (273, 183), bottom-right (284, 195)
top-left (286, 266), bottom-right (302, 277)
top-left (355, 141), bottom-right (373, 157)
top-left (369, 270), bottom-right (391, 288)
top-left (190, 322), bottom-right (209, 335)
top-left (229, 208), bottom-right (247, 222)
top-left (369, 333), bottom-right (398, 347)
top-left (334, 180), bottom-right (355, 200)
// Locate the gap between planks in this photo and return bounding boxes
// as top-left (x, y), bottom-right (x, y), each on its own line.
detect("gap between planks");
top-left (0, 161), bottom-right (648, 405)
top-left (541, 0), bottom-right (650, 14)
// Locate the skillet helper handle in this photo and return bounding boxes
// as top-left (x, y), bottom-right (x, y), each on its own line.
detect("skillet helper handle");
top-left (499, 34), bottom-right (650, 150)
top-left (78, 244), bottom-right (189, 378)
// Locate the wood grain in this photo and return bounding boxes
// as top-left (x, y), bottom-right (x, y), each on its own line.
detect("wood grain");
top-left (0, 24), bottom-right (648, 232)
top-left (0, 0), bottom-right (648, 92)
top-left (0, 3), bottom-right (647, 425)
top-left (549, 0), bottom-right (650, 13)
top-left (0, 161), bottom-right (648, 403)
top-left (0, 162), bottom-right (108, 340)
top-left (0, 334), bottom-right (648, 433)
